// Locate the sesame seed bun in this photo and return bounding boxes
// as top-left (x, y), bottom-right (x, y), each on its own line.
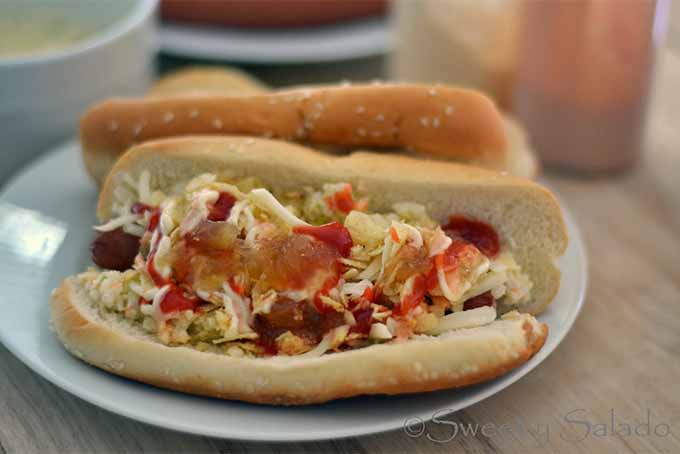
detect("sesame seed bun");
top-left (80, 83), bottom-right (524, 185)
top-left (147, 66), bottom-right (269, 98)
top-left (52, 276), bottom-right (546, 405)
top-left (52, 136), bottom-right (564, 405)
top-left (97, 136), bottom-right (565, 315)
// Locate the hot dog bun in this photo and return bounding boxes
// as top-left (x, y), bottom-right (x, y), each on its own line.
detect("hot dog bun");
top-left (53, 136), bottom-right (563, 404)
top-left (80, 83), bottom-right (517, 185)
top-left (147, 66), bottom-right (268, 98)
top-left (502, 114), bottom-right (539, 177)
top-left (52, 277), bottom-right (546, 405)
top-left (96, 136), bottom-right (566, 314)
top-left (147, 70), bottom-right (538, 180)
top-left (53, 136), bottom-right (565, 404)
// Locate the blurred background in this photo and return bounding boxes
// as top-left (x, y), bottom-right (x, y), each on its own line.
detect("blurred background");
top-left (2, 3), bottom-right (680, 453)
top-left (0, 0), bottom-right (674, 185)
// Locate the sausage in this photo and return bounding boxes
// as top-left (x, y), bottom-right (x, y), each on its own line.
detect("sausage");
top-left (253, 299), bottom-right (345, 352)
top-left (463, 291), bottom-right (495, 311)
top-left (91, 228), bottom-right (140, 271)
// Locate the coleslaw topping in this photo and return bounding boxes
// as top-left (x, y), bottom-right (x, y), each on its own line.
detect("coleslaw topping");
top-left (81, 172), bottom-right (533, 357)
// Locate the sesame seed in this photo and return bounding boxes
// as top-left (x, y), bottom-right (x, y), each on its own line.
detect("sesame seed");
top-left (212, 118), bottom-right (223, 129)
top-left (188, 109), bottom-right (199, 118)
top-left (108, 120), bottom-right (119, 132)
top-left (445, 105), bottom-right (455, 116)
top-left (295, 127), bottom-right (305, 138)
top-left (371, 79), bottom-right (383, 85)
top-left (432, 117), bottom-right (441, 128)
top-left (500, 171), bottom-right (509, 176)
top-left (314, 102), bottom-right (324, 111)
top-left (340, 79), bottom-right (351, 87)
top-left (162, 112), bottom-right (175, 124)
top-left (244, 138), bottom-right (255, 145)
top-left (357, 128), bottom-right (367, 137)
top-left (428, 87), bottom-right (438, 96)
top-left (267, 98), bottom-right (278, 105)
top-left (420, 117), bottom-right (430, 127)
top-left (261, 131), bottom-right (274, 138)
top-left (356, 106), bottom-right (365, 114)
top-left (371, 131), bottom-right (382, 138)
top-left (375, 114), bottom-right (385, 122)
top-left (311, 111), bottom-right (321, 120)
top-left (301, 90), bottom-right (312, 100)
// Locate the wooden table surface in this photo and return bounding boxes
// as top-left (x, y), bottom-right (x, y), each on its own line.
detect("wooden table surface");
top-left (3, 20), bottom-right (680, 454)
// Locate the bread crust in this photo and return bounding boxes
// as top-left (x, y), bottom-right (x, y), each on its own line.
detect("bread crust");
top-left (51, 277), bottom-right (547, 405)
top-left (80, 83), bottom-right (508, 184)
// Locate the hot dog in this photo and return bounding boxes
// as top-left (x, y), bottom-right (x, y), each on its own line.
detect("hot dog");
top-left (51, 136), bottom-right (566, 405)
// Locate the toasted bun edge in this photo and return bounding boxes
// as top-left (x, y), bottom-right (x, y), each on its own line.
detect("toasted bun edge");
top-left (51, 277), bottom-right (547, 405)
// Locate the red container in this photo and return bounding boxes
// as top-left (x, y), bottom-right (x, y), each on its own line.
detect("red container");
top-left (511, 0), bottom-right (668, 172)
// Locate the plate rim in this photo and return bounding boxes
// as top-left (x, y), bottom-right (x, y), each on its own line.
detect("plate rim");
top-left (159, 17), bottom-right (390, 64)
top-left (0, 140), bottom-right (587, 442)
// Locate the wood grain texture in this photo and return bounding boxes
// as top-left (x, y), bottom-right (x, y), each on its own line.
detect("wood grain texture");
top-left (2, 21), bottom-right (680, 454)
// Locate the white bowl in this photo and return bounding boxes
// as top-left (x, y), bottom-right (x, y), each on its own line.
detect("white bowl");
top-left (0, 0), bottom-right (158, 186)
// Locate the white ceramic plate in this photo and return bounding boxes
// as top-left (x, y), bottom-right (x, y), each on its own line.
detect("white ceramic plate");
top-left (159, 17), bottom-right (390, 63)
top-left (0, 141), bottom-right (586, 441)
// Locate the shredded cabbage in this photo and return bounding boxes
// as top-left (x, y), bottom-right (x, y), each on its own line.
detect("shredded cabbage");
top-left (425, 306), bottom-right (497, 335)
top-left (249, 188), bottom-right (309, 227)
top-left (85, 172), bottom-right (535, 356)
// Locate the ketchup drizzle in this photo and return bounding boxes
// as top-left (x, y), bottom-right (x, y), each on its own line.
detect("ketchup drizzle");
top-left (313, 274), bottom-right (342, 313)
top-left (293, 221), bottom-right (353, 257)
top-left (351, 307), bottom-right (374, 334)
top-left (159, 285), bottom-right (199, 314)
top-left (131, 202), bottom-right (161, 232)
top-left (208, 192), bottom-right (237, 222)
top-left (442, 216), bottom-right (500, 258)
top-left (325, 184), bottom-right (356, 214)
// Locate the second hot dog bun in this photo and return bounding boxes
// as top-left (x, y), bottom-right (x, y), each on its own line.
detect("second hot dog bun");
top-left (502, 114), bottom-right (539, 178)
top-left (147, 66), bottom-right (269, 98)
top-left (81, 84), bottom-right (512, 185)
top-left (149, 69), bottom-right (539, 180)
top-left (147, 70), bottom-right (538, 180)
